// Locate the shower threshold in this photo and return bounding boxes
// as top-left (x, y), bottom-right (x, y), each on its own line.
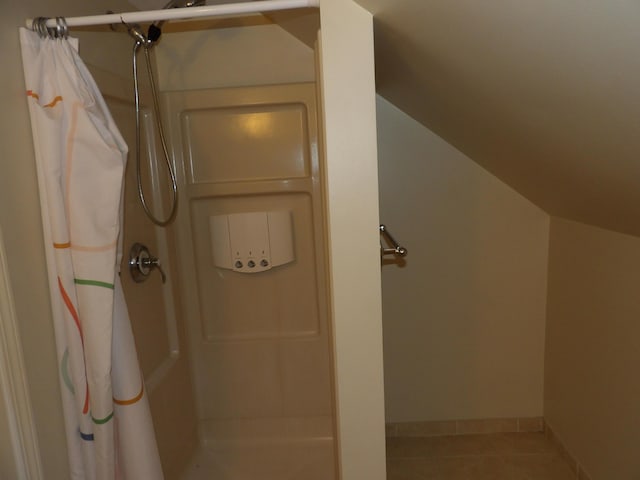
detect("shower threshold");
top-left (181, 417), bottom-right (336, 480)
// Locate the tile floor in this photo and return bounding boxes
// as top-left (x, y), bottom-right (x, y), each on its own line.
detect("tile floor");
top-left (386, 432), bottom-right (577, 479)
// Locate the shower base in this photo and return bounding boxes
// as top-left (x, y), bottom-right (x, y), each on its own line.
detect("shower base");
top-left (181, 417), bottom-right (336, 480)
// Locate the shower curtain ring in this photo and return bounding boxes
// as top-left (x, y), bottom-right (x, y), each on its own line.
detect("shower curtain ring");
top-left (32, 17), bottom-right (48, 38)
top-left (36, 16), bottom-right (56, 39)
top-left (31, 17), bottom-right (40, 37)
top-left (55, 17), bottom-right (69, 39)
top-left (46, 18), bottom-right (57, 39)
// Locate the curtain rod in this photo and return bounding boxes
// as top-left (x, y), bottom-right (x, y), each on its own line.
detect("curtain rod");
top-left (26, 0), bottom-right (319, 29)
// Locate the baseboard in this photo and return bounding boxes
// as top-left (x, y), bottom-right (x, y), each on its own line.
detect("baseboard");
top-left (385, 416), bottom-right (544, 437)
top-left (544, 421), bottom-right (593, 480)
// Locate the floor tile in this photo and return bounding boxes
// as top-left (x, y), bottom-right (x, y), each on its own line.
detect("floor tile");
top-left (386, 458), bottom-right (439, 480)
top-left (508, 453), bottom-right (577, 480)
top-left (386, 432), bottom-right (576, 480)
top-left (437, 455), bottom-right (511, 480)
top-left (386, 436), bottom-right (441, 458)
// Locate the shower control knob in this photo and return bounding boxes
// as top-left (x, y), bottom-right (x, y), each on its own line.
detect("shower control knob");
top-left (248, 260), bottom-right (256, 268)
top-left (141, 256), bottom-right (166, 284)
top-left (235, 261), bottom-right (243, 269)
top-left (129, 243), bottom-right (166, 284)
top-left (260, 259), bottom-right (269, 267)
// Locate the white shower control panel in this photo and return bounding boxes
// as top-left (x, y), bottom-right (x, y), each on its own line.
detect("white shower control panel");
top-left (209, 211), bottom-right (294, 273)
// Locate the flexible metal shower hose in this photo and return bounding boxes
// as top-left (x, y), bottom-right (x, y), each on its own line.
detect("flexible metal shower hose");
top-left (132, 40), bottom-right (178, 227)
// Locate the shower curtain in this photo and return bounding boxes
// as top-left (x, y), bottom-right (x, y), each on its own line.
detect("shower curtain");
top-left (19, 28), bottom-right (164, 479)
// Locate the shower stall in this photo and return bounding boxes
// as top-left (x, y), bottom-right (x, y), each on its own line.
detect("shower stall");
top-left (108, 11), bottom-right (334, 479)
top-left (17, 1), bottom-right (385, 478)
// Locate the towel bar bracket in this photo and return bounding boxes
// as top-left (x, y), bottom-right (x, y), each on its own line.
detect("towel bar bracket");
top-left (379, 224), bottom-right (407, 258)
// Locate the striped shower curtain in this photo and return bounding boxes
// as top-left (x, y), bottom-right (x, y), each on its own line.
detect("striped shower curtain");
top-left (19, 28), bottom-right (163, 479)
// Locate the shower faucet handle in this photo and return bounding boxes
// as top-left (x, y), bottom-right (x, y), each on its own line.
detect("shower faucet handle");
top-left (129, 243), bottom-right (166, 284)
top-left (141, 255), bottom-right (166, 284)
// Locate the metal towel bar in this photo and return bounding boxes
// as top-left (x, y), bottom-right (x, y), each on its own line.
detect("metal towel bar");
top-left (380, 224), bottom-right (407, 258)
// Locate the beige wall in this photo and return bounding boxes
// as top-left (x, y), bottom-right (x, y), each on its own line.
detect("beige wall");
top-left (0, 229), bottom-right (20, 479)
top-left (0, 391), bottom-right (18, 479)
top-left (377, 96), bottom-right (550, 422)
top-left (0, 224), bottom-right (43, 478)
top-left (545, 217), bottom-right (640, 479)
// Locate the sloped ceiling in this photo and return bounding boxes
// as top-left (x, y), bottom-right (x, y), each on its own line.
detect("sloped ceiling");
top-left (355, 0), bottom-right (640, 237)
top-left (132, 0), bottom-right (640, 235)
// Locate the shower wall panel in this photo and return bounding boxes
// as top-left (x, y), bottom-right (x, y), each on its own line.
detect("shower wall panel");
top-left (183, 104), bottom-right (310, 183)
top-left (165, 83), bottom-right (335, 472)
top-left (191, 194), bottom-right (320, 341)
top-left (157, 23), bottom-right (333, 478)
top-left (90, 66), bottom-right (199, 480)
